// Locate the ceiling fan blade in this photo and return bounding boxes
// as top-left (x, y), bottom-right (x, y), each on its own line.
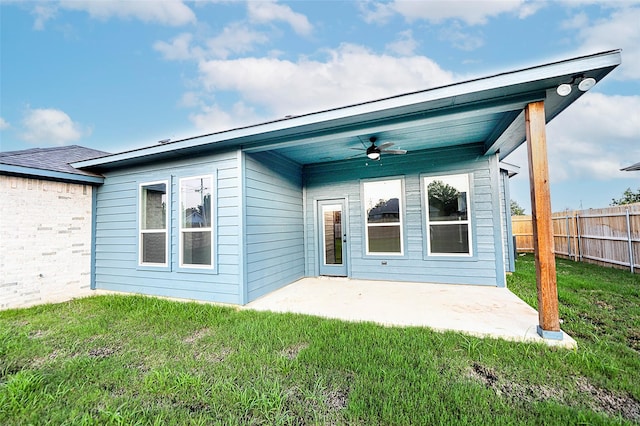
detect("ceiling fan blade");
top-left (377, 142), bottom-right (395, 150)
top-left (350, 147), bottom-right (365, 151)
top-left (346, 152), bottom-right (366, 160)
top-left (382, 149), bottom-right (407, 155)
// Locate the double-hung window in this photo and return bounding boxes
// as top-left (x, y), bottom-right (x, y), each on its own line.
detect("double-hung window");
top-left (179, 175), bottom-right (214, 268)
top-left (139, 181), bottom-right (169, 266)
top-left (425, 173), bottom-right (472, 256)
top-left (363, 178), bottom-right (404, 255)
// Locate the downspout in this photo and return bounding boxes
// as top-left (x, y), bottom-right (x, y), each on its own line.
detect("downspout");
top-left (238, 149), bottom-right (248, 305)
top-left (490, 154), bottom-right (507, 287)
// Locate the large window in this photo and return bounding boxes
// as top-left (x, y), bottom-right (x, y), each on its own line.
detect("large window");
top-left (139, 181), bottom-right (168, 266)
top-left (363, 179), bottom-right (403, 255)
top-left (180, 175), bottom-right (213, 268)
top-left (425, 174), bottom-right (472, 256)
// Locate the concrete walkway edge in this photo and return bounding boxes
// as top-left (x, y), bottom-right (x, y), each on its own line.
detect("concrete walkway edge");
top-left (245, 277), bottom-right (577, 349)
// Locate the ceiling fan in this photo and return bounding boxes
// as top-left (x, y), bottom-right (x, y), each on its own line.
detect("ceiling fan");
top-left (352, 136), bottom-right (407, 161)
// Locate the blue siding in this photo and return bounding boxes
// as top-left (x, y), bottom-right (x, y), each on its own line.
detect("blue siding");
top-left (93, 151), bottom-right (242, 304)
top-left (244, 152), bottom-right (305, 302)
top-left (303, 144), bottom-right (505, 286)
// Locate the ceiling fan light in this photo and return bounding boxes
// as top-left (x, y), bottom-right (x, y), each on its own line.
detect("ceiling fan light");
top-left (366, 143), bottom-right (381, 160)
top-left (367, 151), bottom-right (380, 160)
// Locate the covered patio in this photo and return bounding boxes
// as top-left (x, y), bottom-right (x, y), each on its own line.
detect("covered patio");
top-left (246, 277), bottom-right (577, 348)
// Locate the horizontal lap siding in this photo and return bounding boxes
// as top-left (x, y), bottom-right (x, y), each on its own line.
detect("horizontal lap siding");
top-left (94, 151), bottom-right (241, 304)
top-left (303, 144), bottom-right (502, 286)
top-left (245, 152), bottom-right (304, 302)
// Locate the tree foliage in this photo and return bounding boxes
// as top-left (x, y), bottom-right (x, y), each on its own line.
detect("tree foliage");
top-left (510, 200), bottom-right (525, 216)
top-left (610, 187), bottom-right (640, 206)
top-left (427, 180), bottom-right (460, 217)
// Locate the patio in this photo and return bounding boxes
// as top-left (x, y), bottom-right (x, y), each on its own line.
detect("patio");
top-left (245, 277), bottom-right (577, 348)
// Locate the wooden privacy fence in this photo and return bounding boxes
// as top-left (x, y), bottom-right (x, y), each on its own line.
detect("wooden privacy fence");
top-left (512, 203), bottom-right (640, 273)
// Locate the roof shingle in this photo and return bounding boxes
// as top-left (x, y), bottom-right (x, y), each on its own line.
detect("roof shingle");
top-left (0, 145), bottom-right (110, 177)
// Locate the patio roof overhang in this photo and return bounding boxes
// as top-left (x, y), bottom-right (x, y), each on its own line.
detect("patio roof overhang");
top-left (73, 50), bottom-right (621, 172)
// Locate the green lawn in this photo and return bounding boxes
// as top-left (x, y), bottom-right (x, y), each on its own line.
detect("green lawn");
top-left (1, 254), bottom-right (639, 425)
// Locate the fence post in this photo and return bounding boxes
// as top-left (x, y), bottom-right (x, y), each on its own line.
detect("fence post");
top-left (572, 214), bottom-right (578, 261)
top-left (626, 208), bottom-right (635, 273)
top-left (576, 214), bottom-right (582, 262)
top-left (566, 215), bottom-right (571, 259)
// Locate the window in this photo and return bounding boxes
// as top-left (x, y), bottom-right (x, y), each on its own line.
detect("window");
top-left (425, 174), bottom-right (472, 255)
top-left (139, 181), bottom-right (168, 266)
top-left (180, 175), bottom-right (213, 268)
top-left (363, 179), bottom-right (403, 255)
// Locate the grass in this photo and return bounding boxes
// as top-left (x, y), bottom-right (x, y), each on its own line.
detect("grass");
top-left (1, 254), bottom-right (639, 425)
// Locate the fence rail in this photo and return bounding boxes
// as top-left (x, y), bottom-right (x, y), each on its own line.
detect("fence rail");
top-left (512, 203), bottom-right (640, 273)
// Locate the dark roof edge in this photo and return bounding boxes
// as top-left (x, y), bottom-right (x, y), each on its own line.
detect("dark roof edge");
top-left (0, 164), bottom-right (105, 184)
top-left (621, 161), bottom-right (640, 171)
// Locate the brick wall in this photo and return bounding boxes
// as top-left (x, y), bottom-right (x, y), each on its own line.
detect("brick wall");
top-left (0, 175), bottom-right (95, 309)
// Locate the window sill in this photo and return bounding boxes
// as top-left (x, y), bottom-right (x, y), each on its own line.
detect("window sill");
top-left (176, 266), bottom-right (218, 275)
top-left (422, 254), bottom-right (478, 262)
top-left (137, 264), bottom-right (172, 272)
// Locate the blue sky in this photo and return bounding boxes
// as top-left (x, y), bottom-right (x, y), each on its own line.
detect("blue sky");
top-left (1, 0), bottom-right (638, 211)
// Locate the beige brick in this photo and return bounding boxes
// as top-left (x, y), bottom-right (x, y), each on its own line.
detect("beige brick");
top-left (0, 175), bottom-right (96, 310)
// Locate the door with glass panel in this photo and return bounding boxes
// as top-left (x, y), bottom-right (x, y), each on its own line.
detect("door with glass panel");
top-left (318, 199), bottom-right (347, 276)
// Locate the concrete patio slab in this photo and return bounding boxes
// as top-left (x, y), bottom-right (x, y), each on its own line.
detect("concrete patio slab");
top-left (245, 277), bottom-right (576, 348)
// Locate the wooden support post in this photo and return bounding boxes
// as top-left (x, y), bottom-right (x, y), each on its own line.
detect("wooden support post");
top-left (525, 101), bottom-right (562, 340)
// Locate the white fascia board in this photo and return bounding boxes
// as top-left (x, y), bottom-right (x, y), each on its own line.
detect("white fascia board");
top-left (499, 161), bottom-right (521, 177)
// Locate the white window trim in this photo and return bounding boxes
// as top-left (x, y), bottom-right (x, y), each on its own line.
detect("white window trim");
top-left (139, 180), bottom-right (169, 267)
top-left (363, 178), bottom-right (405, 256)
top-left (179, 174), bottom-right (214, 269)
top-left (425, 173), bottom-right (473, 257)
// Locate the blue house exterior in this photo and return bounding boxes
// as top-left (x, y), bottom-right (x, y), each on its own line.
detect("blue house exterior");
top-left (74, 50), bottom-right (621, 306)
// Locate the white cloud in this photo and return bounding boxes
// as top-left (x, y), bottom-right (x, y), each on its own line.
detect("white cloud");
top-left (20, 108), bottom-right (90, 145)
top-left (382, 0), bottom-right (534, 25)
top-left (438, 22), bottom-right (484, 51)
top-left (153, 33), bottom-right (202, 61)
top-left (155, 24), bottom-right (271, 61)
top-left (0, 117), bottom-right (10, 130)
top-left (505, 91), bottom-right (639, 210)
top-left (385, 30), bottom-right (419, 56)
top-left (358, 1), bottom-right (396, 24)
top-left (179, 91), bottom-right (203, 108)
top-left (569, 6), bottom-right (640, 79)
top-left (542, 92), bottom-right (640, 181)
top-left (196, 44), bottom-right (455, 119)
top-left (561, 11), bottom-right (589, 30)
top-left (518, 1), bottom-right (545, 19)
top-left (31, 0), bottom-right (196, 28)
top-left (206, 23), bottom-right (270, 59)
top-left (31, 4), bottom-right (57, 30)
top-left (247, 1), bottom-right (313, 36)
top-left (189, 101), bottom-right (261, 133)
